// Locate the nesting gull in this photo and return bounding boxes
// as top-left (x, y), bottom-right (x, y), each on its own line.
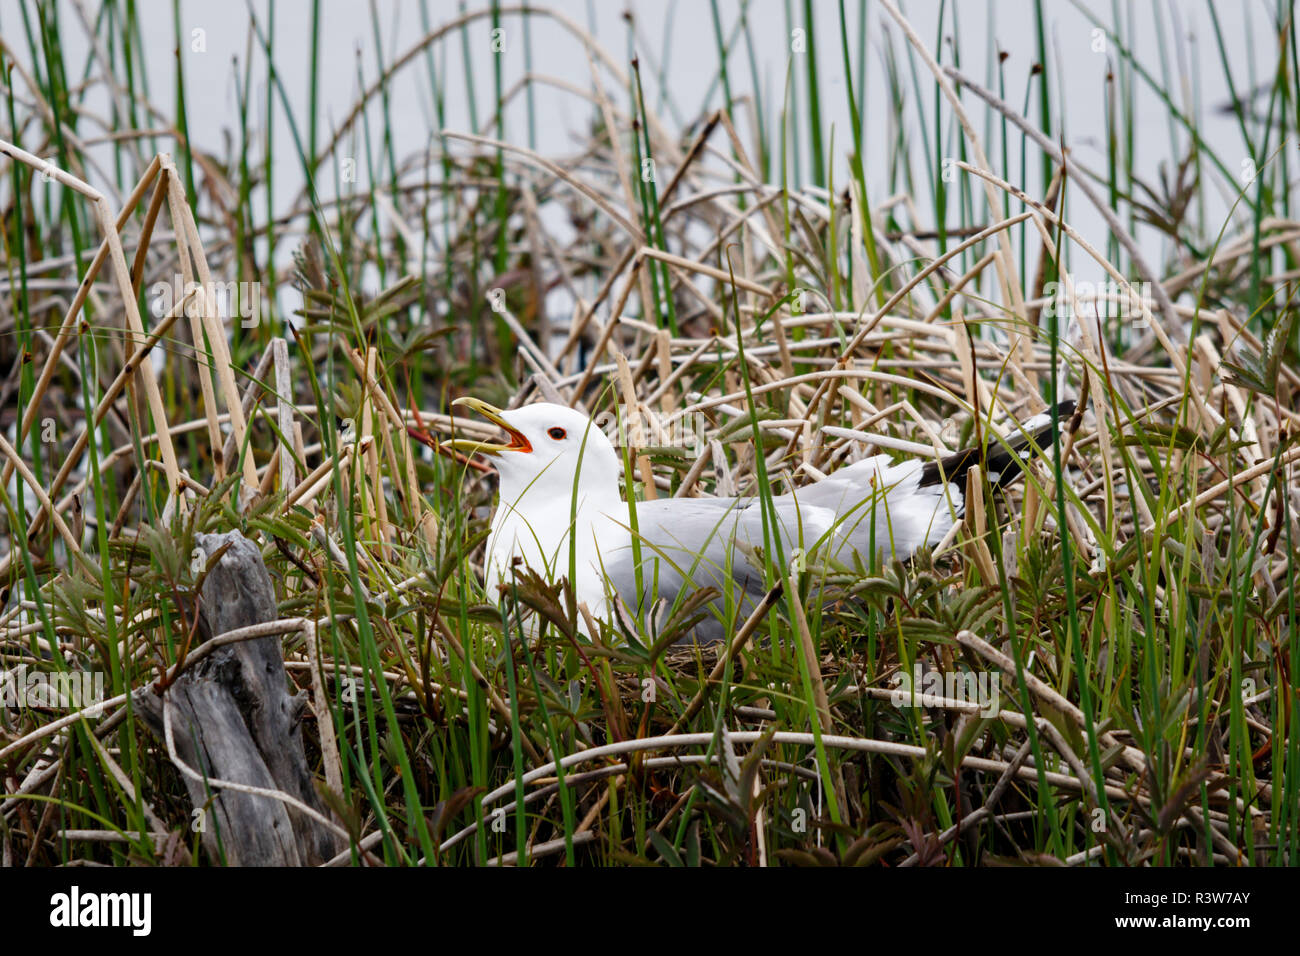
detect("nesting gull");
top-left (443, 397), bottom-right (1076, 642)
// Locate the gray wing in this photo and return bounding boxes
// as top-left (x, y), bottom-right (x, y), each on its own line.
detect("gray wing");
top-left (792, 456), bottom-right (961, 564)
top-left (597, 404), bottom-right (1072, 642)
top-left (795, 402), bottom-right (1077, 561)
top-left (599, 495), bottom-right (833, 642)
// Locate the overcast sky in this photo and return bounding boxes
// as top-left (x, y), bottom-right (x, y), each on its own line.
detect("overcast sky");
top-left (5, 1), bottom-right (1275, 293)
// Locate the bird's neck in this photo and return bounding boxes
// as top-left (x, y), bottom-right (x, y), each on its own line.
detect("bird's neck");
top-left (496, 472), bottom-right (623, 515)
top-left (488, 478), bottom-right (623, 583)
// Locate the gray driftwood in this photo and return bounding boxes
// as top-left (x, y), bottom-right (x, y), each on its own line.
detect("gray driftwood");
top-left (137, 530), bottom-right (341, 865)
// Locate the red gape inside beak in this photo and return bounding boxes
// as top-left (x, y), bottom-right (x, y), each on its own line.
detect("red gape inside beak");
top-left (444, 396), bottom-right (534, 456)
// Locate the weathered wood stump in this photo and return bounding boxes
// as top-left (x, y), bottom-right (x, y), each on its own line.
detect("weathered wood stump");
top-left (138, 530), bottom-right (342, 865)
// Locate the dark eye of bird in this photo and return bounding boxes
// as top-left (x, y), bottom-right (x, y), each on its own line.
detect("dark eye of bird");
top-left (548, 427), bottom-right (566, 440)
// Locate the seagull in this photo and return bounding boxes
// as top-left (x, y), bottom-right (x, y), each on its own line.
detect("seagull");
top-left (444, 396), bottom-right (1076, 643)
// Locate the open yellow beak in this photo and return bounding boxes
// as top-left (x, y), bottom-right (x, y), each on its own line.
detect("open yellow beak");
top-left (444, 396), bottom-right (533, 456)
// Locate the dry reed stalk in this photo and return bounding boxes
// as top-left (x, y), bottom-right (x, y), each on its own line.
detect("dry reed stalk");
top-left (161, 158), bottom-right (261, 501)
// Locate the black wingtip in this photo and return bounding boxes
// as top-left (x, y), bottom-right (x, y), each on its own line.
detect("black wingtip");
top-left (919, 400), bottom-right (1078, 491)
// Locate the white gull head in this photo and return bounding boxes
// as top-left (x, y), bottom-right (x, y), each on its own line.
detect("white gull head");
top-left (446, 398), bottom-right (624, 610)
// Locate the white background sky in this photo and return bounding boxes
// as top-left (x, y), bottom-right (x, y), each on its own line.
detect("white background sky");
top-left (3, 1), bottom-right (1279, 301)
